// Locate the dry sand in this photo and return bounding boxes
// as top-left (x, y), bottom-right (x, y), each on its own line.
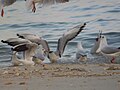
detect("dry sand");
top-left (0, 64), bottom-right (120, 90)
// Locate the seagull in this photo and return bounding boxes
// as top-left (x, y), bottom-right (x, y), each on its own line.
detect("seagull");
top-left (0, 0), bottom-right (69, 17)
top-left (11, 43), bottom-right (38, 66)
top-left (1, 37), bottom-right (46, 66)
top-left (0, 0), bottom-right (16, 17)
top-left (99, 35), bottom-right (120, 63)
top-left (90, 30), bottom-right (102, 54)
top-left (76, 41), bottom-right (87, 62)
top-left (38, 23), bottom-right (86, 63)
top-left (25, 0), bottom-right (69, 13)
top-left (1, 38), bottom-right (33, 66)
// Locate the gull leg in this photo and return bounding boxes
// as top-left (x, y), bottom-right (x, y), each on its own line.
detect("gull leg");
top-left (111, 57), bottom-right (115, 63)
top-left (1, 8), bottom-right (4, 17)
top-left (32, 1), bottom-right (36, 13)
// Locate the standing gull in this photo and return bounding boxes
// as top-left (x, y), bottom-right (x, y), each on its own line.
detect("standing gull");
top-left (76, 41), bottom-right (87, 62)
top-left (0, 0), bottom-right (69, 17)
top-left (40, 23), bottom-right (86, 63)
top-left (99, 35), bottom-right (120, 63)
top-left (26, 0), bottom-right (69, 13)
top-left (90, 30), bottom-right (102, 54)
top-left (11, 43), bottom-right (38, 66)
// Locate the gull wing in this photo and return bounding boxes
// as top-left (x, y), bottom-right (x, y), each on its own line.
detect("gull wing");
top-left (1, 38), bottom-right (31, 46)
top-left (39, 39), bottom-right (50, 52)
top-left (24, 43), bottom-right (38, 60)
top-left (56, 23), bottom-right (86, 57)
top-left (101, 46), bottom-right (120, 54)
top-left (12, 43), bottom-right (38, 61)
top-left (12, 43), bottom-right (30, 52)
top-left (17, 33), bottom-right (41, 44)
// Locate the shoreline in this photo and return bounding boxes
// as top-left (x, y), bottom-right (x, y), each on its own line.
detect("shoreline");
top-left (0, 64), bottom-right (120, 90)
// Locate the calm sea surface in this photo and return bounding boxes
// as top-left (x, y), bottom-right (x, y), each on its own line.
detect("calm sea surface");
top-left (0, 0), bottom-right (120, 67)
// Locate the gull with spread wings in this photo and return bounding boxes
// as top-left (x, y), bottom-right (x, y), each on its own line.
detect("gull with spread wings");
top-left (40, 23), bottom-right (86, 63)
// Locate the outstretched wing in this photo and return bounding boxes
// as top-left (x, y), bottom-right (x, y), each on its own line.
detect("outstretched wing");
top-left (39, 39), bottom-right (50, 52)
top-left (12, 43), bottom-right (38, 60)
top-left (17, 33), bottom-right (41, 45)
top-left (1, 38), bottom-right (31, 46)
top-left (56, 23), bottom-right (86, 57)
top-left (11, 43), bottom-right (30, 52)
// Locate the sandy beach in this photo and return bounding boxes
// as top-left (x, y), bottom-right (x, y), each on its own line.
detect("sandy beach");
top-left (0, 64), bottom-right (120, 90)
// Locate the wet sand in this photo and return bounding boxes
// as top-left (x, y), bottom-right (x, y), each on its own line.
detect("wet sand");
top-left (0, 64), bottom-right (120, 90)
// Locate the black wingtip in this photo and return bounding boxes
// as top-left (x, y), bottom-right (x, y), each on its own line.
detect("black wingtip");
top-left (82, 23), bottom-right (86, 28)
top-left (118, 47), bottom-right (120, 49)
top-left (17, 34), bottom-right (24, 39)
top-left (11, 47), bottom-right (14, 51)
top-left (84, 22), bottom-right (86, 26)
top-left (1, 40), bottom-right (6, 43)
top-left (16, 34), bottom-right (20, 36)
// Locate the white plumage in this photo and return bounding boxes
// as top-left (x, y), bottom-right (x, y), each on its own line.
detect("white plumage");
top-left (26, 0), bottom-right (69, 12)
top-left (90, 30), bottom-right (102, 54)
top-left (99, 35), bottom-right (120, 63)
top-left (76, 41), bottom-right (87, 62)
top-left (11, 43), bottom-right (38, 66)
